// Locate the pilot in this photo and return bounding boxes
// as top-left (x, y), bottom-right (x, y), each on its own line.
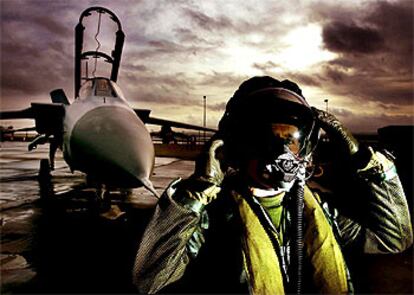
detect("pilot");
top-left (133, 76), bottom-right (413, 294)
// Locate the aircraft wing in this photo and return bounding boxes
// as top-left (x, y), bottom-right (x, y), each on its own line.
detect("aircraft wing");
top-left (2, 105), bottom-right (216, 134)
top-left (0, 107), bottom-right (35, 120)
top-left (147, 116), bottom-right (217, 132)
top-left (1, 126), bottom-right (37, 133)
top-left (133, 109), bottom-right (217, 132)
top-left (0, 103), bottom-right (65, 134)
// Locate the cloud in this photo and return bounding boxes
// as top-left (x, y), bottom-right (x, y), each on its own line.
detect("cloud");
top-left (196, 71), bottom-right (247, 89)
top-left (0, 1), bottom-right (80, 106)
top-left (32, 16), bottom-right (72, 36)
top-left (251, 61), bottom-right (322, 87)
top-left (1, 36), bottom-right (73, 100)
top-left (342, 113), bottom-right (413, 133)
top-left (252, 61), bottom-right (281, 72)
top-left (286, 72), bottom-right (322, 88)
top-left (307, 0), bottom-right (413, 107)
top-left (329, 106), bottom-right (354, 117)
top-left (322, 22), bottom-right (385, 54)
top-left (182, 8), bottom-right (234, 32)
top-left (209, 102), bottom-right (227, 112)
top-left (120, 69), bottom-right (195, 105)
top-left (122, 63), bottom-right (149, 72)
top-left (173, 27), bottom-right (211, 44)
top-left (324, 106), bottom-right (413, 133)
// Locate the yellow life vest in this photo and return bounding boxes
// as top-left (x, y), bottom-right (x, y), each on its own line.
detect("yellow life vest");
top-left (232, 185), bottom-right (349, 294)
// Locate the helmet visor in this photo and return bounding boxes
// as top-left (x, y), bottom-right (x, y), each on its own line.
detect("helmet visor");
top-left (244, 98), bottom-right (315, 159)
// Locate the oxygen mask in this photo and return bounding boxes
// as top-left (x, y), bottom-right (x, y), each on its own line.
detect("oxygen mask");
top-left (250, 123), bottom-right (312, 191)
top-left (262, 148), bottom-right (308, 190)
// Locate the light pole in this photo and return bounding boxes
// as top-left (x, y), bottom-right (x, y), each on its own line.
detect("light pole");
top-left (324, 99), bottom-right (329, 112)
top-left (203, 95), bottom-right (207, 143)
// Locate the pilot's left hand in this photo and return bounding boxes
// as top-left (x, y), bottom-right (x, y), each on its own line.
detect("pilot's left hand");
top-left (312, 107), bottom-right (359, 155)
top-left (312, 107), bottom-right (371, 168)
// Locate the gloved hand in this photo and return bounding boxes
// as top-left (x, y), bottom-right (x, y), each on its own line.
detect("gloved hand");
top-left (312, 107), bottom-right (373, 169)
top-left (192, 138), bottom-right (225, 186)
top-left (174, 138), bottom-right (225, 209)
top-left (311, 107), bottom-right (359, 156)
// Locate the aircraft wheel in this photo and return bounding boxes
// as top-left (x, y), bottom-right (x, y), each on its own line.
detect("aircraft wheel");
top-left (100, 191), bottom-right (112, 212)
top-left (39, 159), bottom-right (51, 179)
top-left (92, 186), bottom-right (110, 212)
top-left (38, 159), bottom-right (53, 199)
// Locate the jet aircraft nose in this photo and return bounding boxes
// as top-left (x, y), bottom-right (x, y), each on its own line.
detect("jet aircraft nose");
top-left (69, 105), bottom-right (155, 190)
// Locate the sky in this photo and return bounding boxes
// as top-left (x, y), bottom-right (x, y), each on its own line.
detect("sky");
top-left (1, 0), bottom-right (413, 133)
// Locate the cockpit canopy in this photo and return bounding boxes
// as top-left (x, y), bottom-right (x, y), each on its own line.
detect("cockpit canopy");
top-left (78, 78), bottom-right (125, 100)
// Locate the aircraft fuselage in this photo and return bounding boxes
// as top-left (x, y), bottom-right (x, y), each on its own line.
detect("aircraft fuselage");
top-left (62, 78), bottom-right (155, 189)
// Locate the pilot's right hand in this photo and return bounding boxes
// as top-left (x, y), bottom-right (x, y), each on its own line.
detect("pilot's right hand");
top-left (174, 138), bottom-right (225, 209)
top-left (193, 138), bottom-right (225, 187)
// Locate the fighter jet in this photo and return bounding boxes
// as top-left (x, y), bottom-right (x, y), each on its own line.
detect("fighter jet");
top-left (0, 7), bottom-right (215, 200)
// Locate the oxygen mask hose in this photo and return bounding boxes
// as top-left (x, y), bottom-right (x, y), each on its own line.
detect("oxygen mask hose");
top-left (287, 162), bottom-right (306, 294)
top-left (264, 148), bottom-right (309, 293)
top-left (290, 180), bottom-right (304, 293)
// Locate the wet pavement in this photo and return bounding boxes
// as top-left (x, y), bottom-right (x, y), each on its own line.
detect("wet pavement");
top-left (0, 142), bottom-right (194, 293)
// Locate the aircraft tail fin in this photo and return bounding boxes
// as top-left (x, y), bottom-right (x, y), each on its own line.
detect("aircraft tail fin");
top-left (50, 89), bottom-right (70, 105)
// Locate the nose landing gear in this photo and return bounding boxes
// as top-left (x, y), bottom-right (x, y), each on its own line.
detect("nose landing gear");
top-left (95, 185), bottom-right (126, 220)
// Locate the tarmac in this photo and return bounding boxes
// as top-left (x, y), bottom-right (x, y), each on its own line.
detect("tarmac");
top-left (1, 141), bottom-right (412, 294)
top-left (1, 141), bottom-right (194, 293)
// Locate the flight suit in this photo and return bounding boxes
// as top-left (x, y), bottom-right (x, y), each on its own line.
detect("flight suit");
top-left (133, 147), bottom-right (413, 294)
